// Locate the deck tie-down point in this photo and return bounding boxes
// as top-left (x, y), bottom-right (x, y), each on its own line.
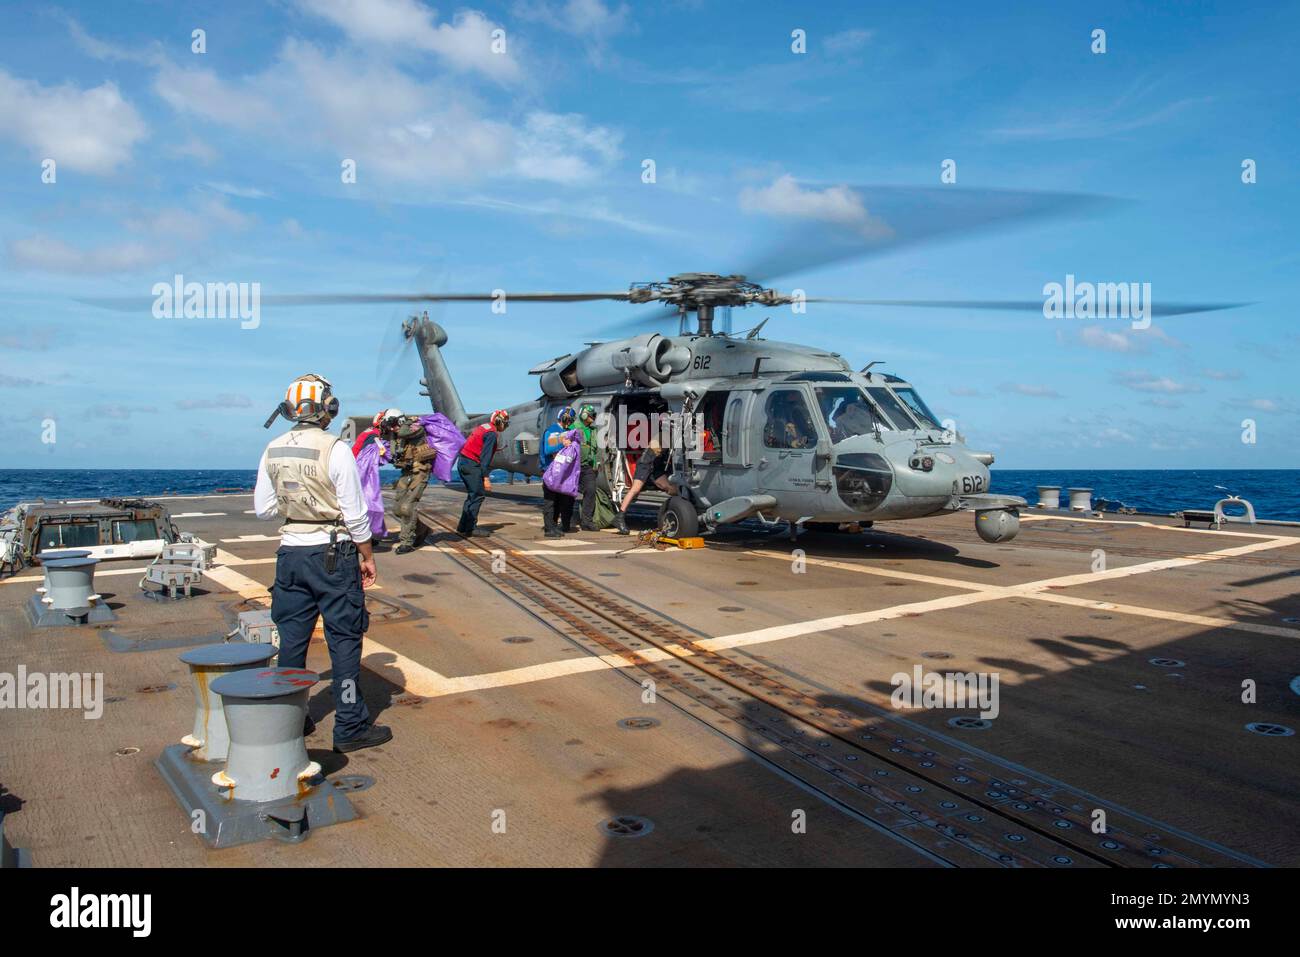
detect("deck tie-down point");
top-left (156, 657), bottom-right (360, 848)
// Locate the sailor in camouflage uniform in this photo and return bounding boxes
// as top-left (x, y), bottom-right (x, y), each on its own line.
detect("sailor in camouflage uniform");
top-left (387, 411), bottom-right (436, 554)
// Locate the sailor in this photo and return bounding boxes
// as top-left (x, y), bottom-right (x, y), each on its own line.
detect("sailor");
top-left (573, 403), bottom-right (601, 531)
top-left (386, 410), bottom-right (436, 554)
top-left (615, 437), bottom-right (678, 534)
top-left (456, 409), bottom-right (509, 537)
top-left (255, 374), bottom-right (392, 754)
top-left (540, 406), bottom-right (578, 538)
top-left (351, 410), bottom-right (386, 458)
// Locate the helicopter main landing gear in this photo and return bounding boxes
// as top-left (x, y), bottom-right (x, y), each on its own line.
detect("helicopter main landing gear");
top-left (657, 496), bottom-right (700, 539)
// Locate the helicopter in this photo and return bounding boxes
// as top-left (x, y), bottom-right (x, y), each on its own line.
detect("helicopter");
top-left (368, 280), bottom-right (1028, 543)
top-left (86, 184), bottom-right (1245, 544)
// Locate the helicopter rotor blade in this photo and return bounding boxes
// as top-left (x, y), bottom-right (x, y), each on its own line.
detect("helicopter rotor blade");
top-left (803, 297), bottom-right (1253, 317)
top-left (591, 305), bottom-right (681, 338)
top-left (735, 185), bottom-right (1120, 285)
top-left (260, 291), bottom-right (634, 306)
top-left (75, 291), bottom-right (636, 312)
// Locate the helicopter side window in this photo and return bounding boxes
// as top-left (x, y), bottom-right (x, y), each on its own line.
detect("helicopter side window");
top-left (815, 387), bottom-right (883, 442)
top-left (696, 391), bottom-right (728, 460)
top-left (892, 387), bottom-right (942, 430)
top-left (763, 390), bottom-right (816, 450)
top-left (866, 387), bottom-right (919, 430)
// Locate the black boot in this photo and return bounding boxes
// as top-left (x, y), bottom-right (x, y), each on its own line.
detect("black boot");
top-left (614, 509), bottom-right (629, 535)
top-left (334, 724), bottom-right (393, 753)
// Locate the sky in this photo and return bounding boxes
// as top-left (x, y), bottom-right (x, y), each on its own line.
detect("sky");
top-left (0, 0), bottom-right (1296, 470)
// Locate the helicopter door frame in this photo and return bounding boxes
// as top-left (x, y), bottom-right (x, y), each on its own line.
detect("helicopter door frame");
top-left (721, 391), bottom-right (752, 467)
top-left (754, 385), bottom-right (833, 493)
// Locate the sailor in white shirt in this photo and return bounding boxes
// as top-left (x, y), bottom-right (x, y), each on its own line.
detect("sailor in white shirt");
top-left (255, 373), bottom-right (391, 753)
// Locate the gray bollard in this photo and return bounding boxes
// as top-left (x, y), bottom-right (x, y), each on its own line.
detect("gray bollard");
top-left (41, 557), bottom-right (99, 609)
top-left (177, 643), bottom-right (278, 762)
top-left (28, 555), bottom-right (116, 626)
top-left (1067, 487), bottom-right (1094, 511)
top-left (1036, 486), bottom-right (1061, 509)
top-left (37, 549), bottom-right (93, 562)
top-left (210, 667), bottom-right (321, 804)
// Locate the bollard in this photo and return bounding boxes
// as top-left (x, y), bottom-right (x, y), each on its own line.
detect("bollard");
top-left (1067, 487), bottom-right (1093, 511)
top-left (210, 668), bottom-right (322, 804)
top-left (37, 549), bottom-right (92, 562)
top-left (177, 643), bottom-right (278, 762)
top-left (27, 555), bottom-right (116, 626)
top-left (41, 557), bottom-right (98, 609)
top-left (1036, 486), bottom-right (1061, 509)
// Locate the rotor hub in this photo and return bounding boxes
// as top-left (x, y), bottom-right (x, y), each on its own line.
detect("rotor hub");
top-left (628, 274), bottom-right (786, 310)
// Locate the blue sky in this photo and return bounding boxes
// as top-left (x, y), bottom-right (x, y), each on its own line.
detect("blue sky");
top-left (0, 0), bottom-right (1296, 470)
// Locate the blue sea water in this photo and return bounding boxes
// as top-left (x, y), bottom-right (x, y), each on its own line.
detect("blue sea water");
top-left (1, 468), bottom-right (1297, 521)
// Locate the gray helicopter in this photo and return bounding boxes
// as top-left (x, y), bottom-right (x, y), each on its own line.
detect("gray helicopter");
top-left (379, 278), bottom-right (1027, 542)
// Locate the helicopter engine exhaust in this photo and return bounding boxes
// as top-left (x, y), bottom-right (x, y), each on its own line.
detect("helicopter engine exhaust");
top-left (540, 334), bottom-right (690, 398)
top-left (974, 506), bottom-right (1021, 543)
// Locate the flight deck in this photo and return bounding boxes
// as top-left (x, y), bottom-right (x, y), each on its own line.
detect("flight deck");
top-left (1, 483), bottom-right (1297, 868)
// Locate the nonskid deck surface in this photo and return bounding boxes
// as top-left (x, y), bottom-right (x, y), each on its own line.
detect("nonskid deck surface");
top-left (1, 483), bottom-right (1297, 867)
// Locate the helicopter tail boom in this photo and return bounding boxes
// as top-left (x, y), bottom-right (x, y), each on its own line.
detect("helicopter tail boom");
top-left (410, 316), bottom-right (471, 432)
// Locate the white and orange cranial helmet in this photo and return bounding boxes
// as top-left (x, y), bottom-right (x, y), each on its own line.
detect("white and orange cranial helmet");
top-left (490, 408), bottom-right (510, 430)
top-left (283, 373), bottom-right (338, 422)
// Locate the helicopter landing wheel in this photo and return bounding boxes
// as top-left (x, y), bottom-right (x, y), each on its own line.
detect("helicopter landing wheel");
top-left (658, 496), bottom-right (700, 539)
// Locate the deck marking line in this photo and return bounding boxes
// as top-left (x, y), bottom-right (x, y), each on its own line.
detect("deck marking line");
top-left (426, 534), bottom-right (1297, 695)
top-left (1018, 513), bottom-right (1289, 541)
top-left (204, 552), bottom-right (450, 688)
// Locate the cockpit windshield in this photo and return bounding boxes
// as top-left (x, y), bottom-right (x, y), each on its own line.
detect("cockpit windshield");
top-left (815, 387), bottom-right (884, 442)
top-left (891, 387), bottom-right (942, 430)
top-left (865, 387), bottom-right (919, 431)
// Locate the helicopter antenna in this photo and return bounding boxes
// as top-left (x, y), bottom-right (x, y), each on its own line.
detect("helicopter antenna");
top-left (745, 318), bottom-right (770, 339)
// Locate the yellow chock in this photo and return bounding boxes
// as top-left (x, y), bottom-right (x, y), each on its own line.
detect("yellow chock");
top-left (661, 536), bottom-right (706, 549)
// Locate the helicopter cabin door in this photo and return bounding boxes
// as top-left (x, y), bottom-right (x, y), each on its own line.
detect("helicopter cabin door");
top-left (754, 386), bottom-right (833, 504)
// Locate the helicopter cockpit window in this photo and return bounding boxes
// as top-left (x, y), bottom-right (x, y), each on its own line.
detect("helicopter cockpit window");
top-left (892, 387), bottom-right (942, 430)
top-left (763, 390), bottom-right (816, 450)
top-left (865, 387), bottom-right (919, 431)
top-left (815, 387), bottom-right (883, 442)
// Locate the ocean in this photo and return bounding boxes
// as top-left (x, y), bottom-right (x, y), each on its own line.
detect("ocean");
top-left (1, 468), bottom-right (1297, 522)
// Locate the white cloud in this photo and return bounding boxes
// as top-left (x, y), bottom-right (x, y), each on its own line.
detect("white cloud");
top-left (514, 111), bottom-right (622, 183)
top-left (1079, 325), bottom-right (1137, 353)
top-left (824, 29), bottom-right (873, 56)
top-left (8, 235), bottom-right (161, 274)
top-left (739, 175), bottom-right (891, 238)
top-left (205, 182), bottom-right (271, 200)
top-left (153, 62), bottom-right (278, 130)
top-left (149, 40), bottom-right (618, 188)
top-left (8, 197), bottom-right (254, 275)
top-left (515, 0), bottom-right (630, 37)
top-left (294, 0), bottom-right (519, 80)
top-left (0, 69), bottom-right (147, 174)
top-left (1112, 370), bottom-right (1202, 395)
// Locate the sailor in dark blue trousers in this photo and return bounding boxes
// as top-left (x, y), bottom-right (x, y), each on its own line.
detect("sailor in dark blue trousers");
top-left (255, 373), bottom-right (392, 753)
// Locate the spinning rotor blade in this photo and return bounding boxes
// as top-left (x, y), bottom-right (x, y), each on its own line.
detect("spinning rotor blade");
top-left (804, 298), bottom-right (1252, 317)
top-left (260, 291), bottom-right (633, 306)
top-left (592, 305), bottom-right (681, 337)
top-left (736, 186), bottom-right (1119, 284)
